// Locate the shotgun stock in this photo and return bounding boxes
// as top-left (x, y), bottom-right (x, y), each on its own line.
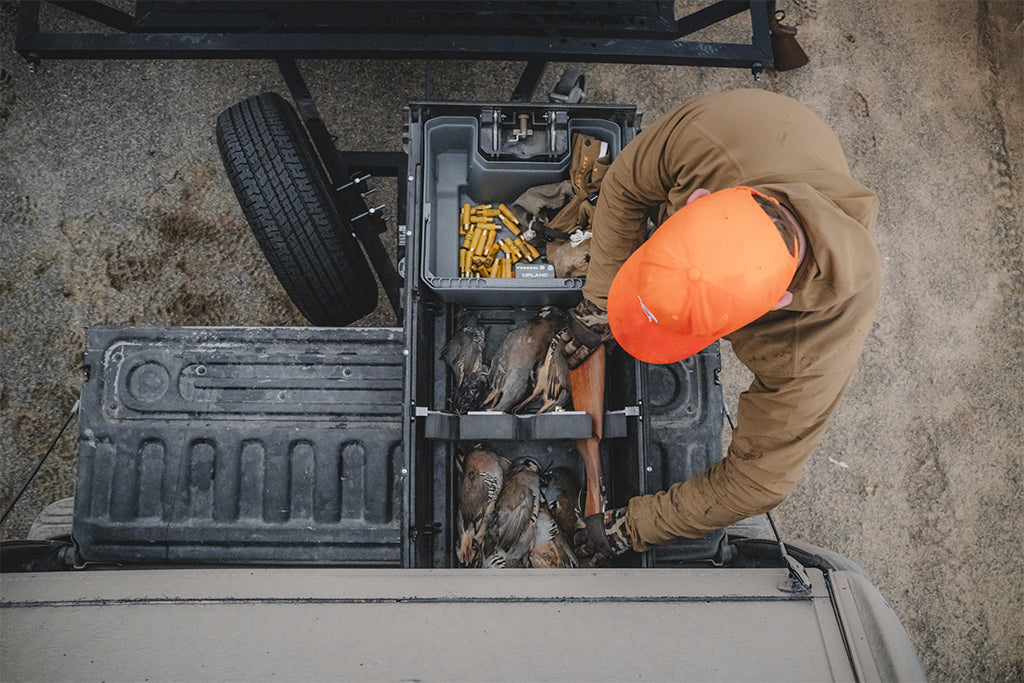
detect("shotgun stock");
top-left (570, 347), bottom-right (606, 518)
top-left (767, 2), bottom-right (810, 71)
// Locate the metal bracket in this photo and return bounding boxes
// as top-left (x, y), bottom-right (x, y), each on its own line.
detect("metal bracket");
top-left (410, 521), bottom-right (442, 540)
top-left (779, 553), bottom-right (814, 593)
top-left (768, 513), bottom-right (813, 594)
top-left (479, 108), bottom-right (569, 160)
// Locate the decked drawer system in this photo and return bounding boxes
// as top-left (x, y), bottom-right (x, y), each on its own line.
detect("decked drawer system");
top-left (73, 103), bottom-right (726, 569)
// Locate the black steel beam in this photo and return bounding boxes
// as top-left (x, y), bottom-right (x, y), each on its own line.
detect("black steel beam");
top-left (675, 0), bottom-right (751, 38)
top-left (749, 0), bottom-right (774, 67)
top-left (48, 1), bottom-right (136, 33)
top-left (15, 1), bottom-right (41, 60)
top-left (511, 59), bottom-right (548, 102)
top-left (339, 152), bottom-right (407, 179)
top-left (17, 31), bottom-right (771, 69)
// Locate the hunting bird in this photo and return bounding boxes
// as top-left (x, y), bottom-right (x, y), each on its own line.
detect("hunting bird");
top-left (542, 466), bottom-right (584, 539)
top-left (456, 447), bottom-right (508, 568)
top-left (483, 307), bottom-right (564, 413)
top-left (440, 308), bottom-right (486, 413)
top-left (528, 500), bottom-right (578, 568)
top-left (484, 457), bottom-right (542, 568)
top-left (516, 333), bottom-right (571, 414)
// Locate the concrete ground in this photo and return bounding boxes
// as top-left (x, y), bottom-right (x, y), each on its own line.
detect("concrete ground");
top-left (1, 1), bottom-right (1021, 680)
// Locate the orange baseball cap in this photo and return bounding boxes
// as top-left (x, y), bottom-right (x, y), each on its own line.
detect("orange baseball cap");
top-left (607, 187), bottom-right (800, 364)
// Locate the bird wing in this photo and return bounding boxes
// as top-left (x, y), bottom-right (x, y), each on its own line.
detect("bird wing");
top-left (440, 328), bottom-right (484, 387)
top-left (494, 485), bottom-right (536, 550)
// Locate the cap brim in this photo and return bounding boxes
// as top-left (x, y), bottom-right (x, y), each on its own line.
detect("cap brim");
top-left (607, 244), bottom-right (718, 365)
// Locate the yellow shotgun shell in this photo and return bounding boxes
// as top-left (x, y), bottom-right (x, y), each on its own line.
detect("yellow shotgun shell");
top-left (498, 204), bottom-right (519, 224)
top-left (494, 214), bottom-right (520, 236)
top-left (518, 238), bottom-right (540, 259)
top-left (470, 227), bottom-right (487, 255)
top-left (513, 238), bottom-right (535, 261)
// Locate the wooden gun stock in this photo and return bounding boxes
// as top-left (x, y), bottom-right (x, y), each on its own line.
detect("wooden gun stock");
top-left (768, 3), bottom-right (810, 71)
top-left (570, 348), bottom-right (606, 517)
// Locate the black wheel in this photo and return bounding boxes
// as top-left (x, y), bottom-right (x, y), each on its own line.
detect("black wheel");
top-left (549, 69), bottom-right (586, 104)
top-left (216, 92), bottom-right (377, 326)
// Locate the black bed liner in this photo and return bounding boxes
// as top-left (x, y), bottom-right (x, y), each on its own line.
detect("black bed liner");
top-left (75, 326), bottom-right (407, 565)
top-left (73, 330), bottom-right (726, 568)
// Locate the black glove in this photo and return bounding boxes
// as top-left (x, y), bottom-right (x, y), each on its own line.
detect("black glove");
top-left (560, 298), bottom-right (613, 370)
top-left (574, 507), bottom-right (632, 560)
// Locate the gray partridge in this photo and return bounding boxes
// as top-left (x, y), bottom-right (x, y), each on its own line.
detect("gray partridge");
top-left (440, 307), bottom-right (486, 413)
top-left (456, 447), bottom-right (508, 567)
top-left (483, 307), bottom-right (564, 413)
top-left (484, 457), bottom-right (542, 568)
top-left (528, 500), bottom-right (578, 568)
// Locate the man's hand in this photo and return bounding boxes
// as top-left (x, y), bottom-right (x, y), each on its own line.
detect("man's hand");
top-left (560, 298), bottom-right (613, 370)
top-left (574, 507), bottom-right (632, 561)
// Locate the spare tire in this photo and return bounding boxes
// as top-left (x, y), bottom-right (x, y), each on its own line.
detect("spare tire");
top-left (216, 92), bottom-right (377, 326)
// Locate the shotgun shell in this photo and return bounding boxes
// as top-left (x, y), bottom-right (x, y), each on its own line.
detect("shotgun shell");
top-left (470, 227), bottom-right (487, 256)
top-left (514, 238), bottom-right (537, 262)
top-left (494, 214), bottom-right (520, 236)
top-left (505, 239), bottom-right (523, 261)
top-left (498, 204), bottom-right (519, 225)
top-left (519, 238), bottom-right (540, 259)
top-left (507, 240), bottom-right (524, 262)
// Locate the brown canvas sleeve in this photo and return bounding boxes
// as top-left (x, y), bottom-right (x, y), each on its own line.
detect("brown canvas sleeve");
top-left (624, 368), bottom-right (854, 545)
top-left (579, 102), bottom-right (710, 308)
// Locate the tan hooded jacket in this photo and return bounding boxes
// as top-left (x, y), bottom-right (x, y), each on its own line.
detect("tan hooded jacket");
top-left (581, 89), bottom-right (880, 546)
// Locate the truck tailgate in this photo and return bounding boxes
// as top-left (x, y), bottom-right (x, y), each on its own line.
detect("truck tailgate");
top-left (1, 567), bottom-right (856, 681)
